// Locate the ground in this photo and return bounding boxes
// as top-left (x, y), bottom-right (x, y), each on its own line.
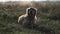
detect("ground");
top-left (0, 2), bottom-right (60, 34)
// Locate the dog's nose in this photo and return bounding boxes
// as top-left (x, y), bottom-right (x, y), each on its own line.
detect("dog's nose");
top-left (30, 11), bottom-right (32, 13)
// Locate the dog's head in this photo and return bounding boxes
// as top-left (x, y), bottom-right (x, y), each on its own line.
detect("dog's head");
top-left (26, 7), bottom-right (37, 16)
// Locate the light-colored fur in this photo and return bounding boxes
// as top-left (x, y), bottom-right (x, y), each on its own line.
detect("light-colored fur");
top-left (18, 7), bottom-right (37, 26)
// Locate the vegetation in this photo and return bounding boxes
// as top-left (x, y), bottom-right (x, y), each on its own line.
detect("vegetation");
top-left (0, 1), bottom-right (60, 34)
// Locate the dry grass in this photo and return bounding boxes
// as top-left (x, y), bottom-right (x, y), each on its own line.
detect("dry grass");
top-left (0, 2), bottom-right (60, 34)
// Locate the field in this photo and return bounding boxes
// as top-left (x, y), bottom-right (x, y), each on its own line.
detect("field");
top-left (0, 1), bottom-right (60, 34)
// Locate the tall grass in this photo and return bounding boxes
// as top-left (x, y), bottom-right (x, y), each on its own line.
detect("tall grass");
top-left (0, 2), bottom-right (60, 34)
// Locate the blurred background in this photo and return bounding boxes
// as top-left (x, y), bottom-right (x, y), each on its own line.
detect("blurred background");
top-left (0, 0), bottom-right (60, 34)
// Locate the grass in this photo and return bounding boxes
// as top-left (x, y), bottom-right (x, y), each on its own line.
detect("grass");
top-left (0, 2), bottom-right (60, 34)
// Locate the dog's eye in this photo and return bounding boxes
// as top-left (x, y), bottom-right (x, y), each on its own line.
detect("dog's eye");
top-left (29, 11), bottom-right (31, 14)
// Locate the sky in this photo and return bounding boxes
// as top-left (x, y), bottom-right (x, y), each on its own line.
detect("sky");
top-left (0, 0), bottom-right (60, 2)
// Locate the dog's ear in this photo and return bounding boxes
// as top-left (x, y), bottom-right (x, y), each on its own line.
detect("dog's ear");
top-left (26, 8), bottom-right (30, 14)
